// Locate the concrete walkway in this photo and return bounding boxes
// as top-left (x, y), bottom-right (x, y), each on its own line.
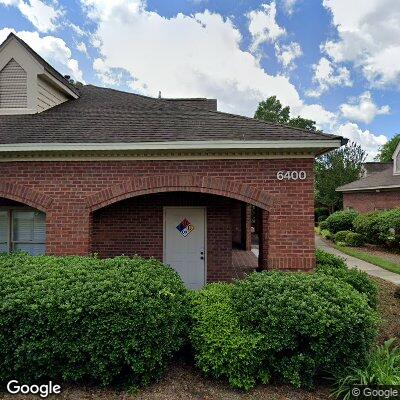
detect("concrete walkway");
top-left (316, 235), bottom-right (400, 285)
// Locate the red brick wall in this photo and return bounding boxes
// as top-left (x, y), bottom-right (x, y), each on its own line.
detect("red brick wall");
top-left (0, 158), bottom-right (315, 271)
top-left (92, 192), bottom-right (234, 281)
top-left (344, 191), bottom-right (400, 213)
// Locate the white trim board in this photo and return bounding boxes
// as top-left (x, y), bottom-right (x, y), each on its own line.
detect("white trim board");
top-left (0, 139), bottom-right (342, 153)
top-left (338, 185), bottom-right (400, 192)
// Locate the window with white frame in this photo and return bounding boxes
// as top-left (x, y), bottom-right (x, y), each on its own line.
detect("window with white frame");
top-left (0, 209), bottom-right (46, 255)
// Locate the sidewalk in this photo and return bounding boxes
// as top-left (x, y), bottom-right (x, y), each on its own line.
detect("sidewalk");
top-left (316, 235), bottom-right (400, 285)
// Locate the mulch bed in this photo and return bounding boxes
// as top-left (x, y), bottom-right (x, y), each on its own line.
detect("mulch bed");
top-left (1, 279), bottom-right (398, 400)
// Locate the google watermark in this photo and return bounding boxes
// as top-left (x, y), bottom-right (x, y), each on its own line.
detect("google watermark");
top-left (6, 380), bottom-right (61, 398)
top-left (351, 385), bottom-right (400, 399)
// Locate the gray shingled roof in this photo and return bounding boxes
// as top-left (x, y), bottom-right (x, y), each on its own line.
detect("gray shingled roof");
top-left (0, 85), bottom-right (345, 145)
top-left (363, 162), bottom-right (393, 176)
top-left (337, 166), bottom-right (400, 192)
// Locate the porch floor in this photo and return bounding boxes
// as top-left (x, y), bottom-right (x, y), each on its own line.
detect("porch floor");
top-left (232, 249), bottom-right (258, 279)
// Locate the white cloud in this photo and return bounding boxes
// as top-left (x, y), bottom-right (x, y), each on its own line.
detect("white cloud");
top-left (77, 41), bottom-right (88, 55)
top-left (306, 57), bottom-right (352, 97)
top-left (0, 0), bottom-right (62, 32)
top-left (340, 91), bottom-right (390, 124)
top-left (0, 28), bottom-right (84, 82)
top-left (336, 122), bottom-right (387, 160)
top-left (82, 0), bottom-right (388, 160)
top-left (69, 23), bottom-right (86, 36)
top-left (275, 41), bottom-right (302, 69)
top-left (247, 2), bottom-right (285, 52)
top-left (322, 0), bottom-right (400, 87)
top-left (282, 0), bottom-right (298, 15)
top-left (80, 0), bottom-right (338, 132)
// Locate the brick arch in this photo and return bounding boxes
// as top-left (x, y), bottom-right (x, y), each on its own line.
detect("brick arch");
top-left (0, 182), bottom-right (53, 212)
top-left (86, 174), bottom-right (275, 211)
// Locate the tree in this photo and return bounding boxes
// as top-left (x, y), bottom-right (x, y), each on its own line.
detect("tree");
top-left (315, 142), bottom-right (366, 212)
top-left (254, 95), bottom-right (317, 131)
top-left (288, 116), bottom-right (316, 131)
top-left (374, 134), bottom-right (400, 162)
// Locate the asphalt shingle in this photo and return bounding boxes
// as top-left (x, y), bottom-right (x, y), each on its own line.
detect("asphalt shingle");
top-left (0, 85), bottom-right (344, 145)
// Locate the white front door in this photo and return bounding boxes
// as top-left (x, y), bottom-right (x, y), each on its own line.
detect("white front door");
top-left (164, 207), bottom-right (206, 290)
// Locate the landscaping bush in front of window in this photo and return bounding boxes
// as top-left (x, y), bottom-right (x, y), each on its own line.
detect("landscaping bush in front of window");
top-left (190, 271), bottom-right (379, 390)
top-left (0, 253), bottom-right (189, 387)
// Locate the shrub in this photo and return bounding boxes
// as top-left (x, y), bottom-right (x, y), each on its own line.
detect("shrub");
top-left (354, 212), bottom-right (381, 244)
top-left (324, 210), bottom-right (359, 234)
top-left (375, 209), bottom-right (400, 248)
top-left (332, 338), bottom-right (400, 399)
top-left (0, 253), bottom-right (189, 386)
top-left (190, 284), bottom-right (265, 391)
top-left (315, 207), bottom-right (329, 223)
top-left (354, 209), bottom-right (400, 248)
top-left (315, 249), bottom-right (346, 270)
top-left (344, 232), bottom-right (366, 247)
top-left (334, 230), bottom-right (352, 244)
top-left (316, 263), bottom-right (378, 310)
top-left (319, 220), bottom-right (328, 230)
top-left (320, 229), bottom-right (333, 240)
top-left (191, 272), bottom-right (378, 390)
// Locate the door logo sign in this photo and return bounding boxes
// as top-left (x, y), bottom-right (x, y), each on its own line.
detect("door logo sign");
top-left (176, 218), bottom-right (195, 237)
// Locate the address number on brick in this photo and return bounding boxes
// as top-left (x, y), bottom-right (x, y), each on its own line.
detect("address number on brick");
top-left (276, 170), bottom-right (307, 181)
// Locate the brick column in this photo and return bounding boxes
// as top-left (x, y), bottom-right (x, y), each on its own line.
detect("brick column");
top-left (243, 203), bottom-right (252, 251)
top-left (46, 204), bottom-right (92, 256)
top-left (257, 208), bottom-right (269, 271)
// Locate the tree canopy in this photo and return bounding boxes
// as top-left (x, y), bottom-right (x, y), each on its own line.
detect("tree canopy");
top-left (315, 142), bottom-right (366, 212)
top-left (374, 134), bottom-right (400, 162)
top-left (254, 96), bottom-right (317, 131)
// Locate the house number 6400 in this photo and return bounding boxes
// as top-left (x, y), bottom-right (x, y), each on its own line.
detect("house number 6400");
top-left (276, 170), bottom-right (307, 181)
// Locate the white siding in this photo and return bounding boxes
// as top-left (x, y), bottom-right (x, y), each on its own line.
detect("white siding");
top-left (396, 151), bottom-right (400, 173)
top-left (37, 76), bottom-right (69, 112)
top-left (0, 58), bottom-right (27, 108)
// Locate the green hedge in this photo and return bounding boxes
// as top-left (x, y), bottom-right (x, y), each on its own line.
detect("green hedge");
top-left (345, 232), bottom-right (366, 247)
top-left (190, 271), bottom-right (378, 390)
top-left (353, 212), bottom-right (381, 244)
top-left (315, 251), bottom-right (378, 309)
top-left (354, 209), bottom-right (400, 249)
top-left (0, 253), bottom-right (189, 386)
top-left (316, 249), bottom-right (346, 269)
top-left (189, 284), bottom-right (265, 390)
top-left (324, 211), bottom-right (359, 234)
top-left (334, 230), bottom-right (352, 243)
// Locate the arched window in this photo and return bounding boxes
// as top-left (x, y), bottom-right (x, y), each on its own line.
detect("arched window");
top-left (0, 209), bottom-right (45, 255)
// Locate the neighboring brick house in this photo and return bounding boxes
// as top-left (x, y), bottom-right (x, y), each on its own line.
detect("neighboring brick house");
top-left (337, 159), bottom-right (400, 213)
top-left (0, 33), bottom-right (345, 288)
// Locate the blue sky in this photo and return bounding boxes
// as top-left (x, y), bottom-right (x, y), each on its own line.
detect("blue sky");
top-left (0, 0), bottom-right (399, 159)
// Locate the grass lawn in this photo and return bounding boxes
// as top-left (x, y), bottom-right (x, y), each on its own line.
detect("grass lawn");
top-left (334, 244), bottom-right (400, 275)
top-left (1, 279), bottom-right (398, 400)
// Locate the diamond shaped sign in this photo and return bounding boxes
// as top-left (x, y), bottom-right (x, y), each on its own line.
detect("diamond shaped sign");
top-left (176, 218), bottom-right (195, 237)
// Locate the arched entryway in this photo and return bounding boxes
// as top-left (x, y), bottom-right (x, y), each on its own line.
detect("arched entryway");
top-left (88, 175), bottom-right (273, 288)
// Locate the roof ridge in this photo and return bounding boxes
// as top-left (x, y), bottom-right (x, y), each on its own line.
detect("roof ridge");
top-left (85, 84), bottom-right (214, 102)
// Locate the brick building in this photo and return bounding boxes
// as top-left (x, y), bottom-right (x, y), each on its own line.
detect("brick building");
top-left (0, 33), bottom-right (344, 288)
top-left (337, 159), bottom-right (400, 214)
